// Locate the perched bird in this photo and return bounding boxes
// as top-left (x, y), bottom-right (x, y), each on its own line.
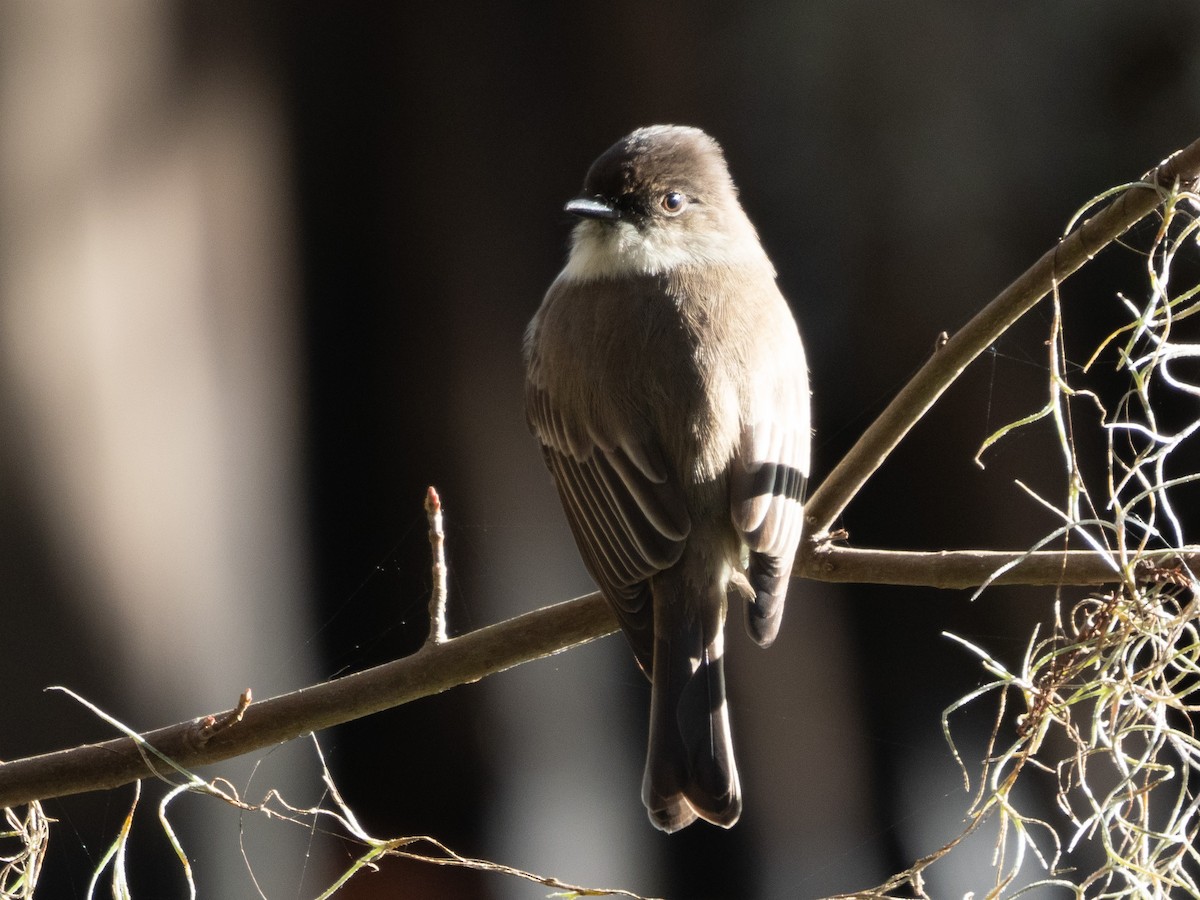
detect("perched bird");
top-left (524, 125), bottom-right (810, 832)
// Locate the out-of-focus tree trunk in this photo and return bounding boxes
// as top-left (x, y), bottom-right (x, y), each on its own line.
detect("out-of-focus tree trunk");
top-left (0, 3), bottom-right (325, 895)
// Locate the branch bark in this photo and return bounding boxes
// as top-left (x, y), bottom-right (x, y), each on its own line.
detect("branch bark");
top-left (3, 136), bottom-right (1200, 812)
top-left (2, 548), bottom-right (1196, 810)
top-left (797, 546), bottom-right (1200, 588)
top-left (800, 139), bottom-right (1200, 538)
top-left (0, 593), bottom-right (614, 809)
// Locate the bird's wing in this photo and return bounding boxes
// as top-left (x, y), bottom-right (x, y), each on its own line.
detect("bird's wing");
top-left (527, 383), bottom-right (690, 674)
top-left (729, 330), bottom-right (810, 647)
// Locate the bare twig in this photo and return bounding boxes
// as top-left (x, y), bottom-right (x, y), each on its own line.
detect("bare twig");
top-left (382, 836), bottom-right (660, 899)
top-left (798, 545), bottom-right (1200, 588)
top-left (196, 689), bottom-right (252, 747)
top-left (425, 486), bottom-right (449, 645)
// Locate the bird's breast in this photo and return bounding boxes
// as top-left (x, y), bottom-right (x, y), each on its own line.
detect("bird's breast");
top-left (529, 270), bottom-right (745, 486)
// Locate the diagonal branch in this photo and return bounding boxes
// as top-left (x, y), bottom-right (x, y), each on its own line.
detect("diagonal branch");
top-left (0, 593), bottom-right (614, 809)
top-left (800, 138), bottom-right (1200, 538)
top-left (3, 136), bottom-right (1200, 812)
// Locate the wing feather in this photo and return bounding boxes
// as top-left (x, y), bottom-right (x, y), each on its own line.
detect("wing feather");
top-left (730, 336), bottom-right (810, 648)
top-left (527, 383), bottom-right (691, 673)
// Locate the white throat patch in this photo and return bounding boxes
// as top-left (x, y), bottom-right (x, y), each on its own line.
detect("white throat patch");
top-left (560, 218), bottom-right (765, 282)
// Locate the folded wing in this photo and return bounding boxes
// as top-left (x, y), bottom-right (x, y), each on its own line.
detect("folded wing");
top-left (729, 342), bottom-right (810, 647)
top-left (527, 384), bottom-right (691, 673)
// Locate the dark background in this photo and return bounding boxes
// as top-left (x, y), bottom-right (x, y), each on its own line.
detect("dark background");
top-left (2, 4), bottom-right (1199, 898)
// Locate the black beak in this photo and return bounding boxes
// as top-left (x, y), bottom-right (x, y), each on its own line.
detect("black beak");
top-left (565, 196), bottom-right (620, 220)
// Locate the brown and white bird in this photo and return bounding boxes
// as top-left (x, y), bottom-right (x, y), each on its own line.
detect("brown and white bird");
top-left (524, 125), bottom-right (810, 832)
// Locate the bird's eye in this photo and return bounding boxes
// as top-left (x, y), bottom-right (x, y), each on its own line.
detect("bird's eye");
top-left (660, 191), bottom-right (688, 215)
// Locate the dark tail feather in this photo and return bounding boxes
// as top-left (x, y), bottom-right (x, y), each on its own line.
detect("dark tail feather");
top-left (744, 550), bottom-right (789, 647)
top-left (642, 578), bottom-right (742, 832)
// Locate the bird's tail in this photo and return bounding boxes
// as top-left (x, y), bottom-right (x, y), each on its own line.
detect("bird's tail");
top-left (641, 573), bottom-right (742, 832)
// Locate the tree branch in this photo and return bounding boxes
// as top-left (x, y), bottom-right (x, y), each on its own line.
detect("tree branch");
top-left (4, 136), bottom-right (1200, 812)
top-left (797, 545), bottom-right (1200, 588)
top-left (0, 593), bottom-right (614, 809)
top-left (800, 139), bottom-right (1200, 538)
top-left (3, 543), bottom-right (1197, 809)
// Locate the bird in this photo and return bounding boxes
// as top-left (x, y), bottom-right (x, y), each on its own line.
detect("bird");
top-left (524, 124), bottom-right (810, 832)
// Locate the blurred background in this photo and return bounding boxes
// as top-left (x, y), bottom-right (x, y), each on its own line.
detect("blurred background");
top-left (2, 3), bottom-right (1199, 898)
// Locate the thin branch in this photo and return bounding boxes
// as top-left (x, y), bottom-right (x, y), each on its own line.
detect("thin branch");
top-left (425, 486), bottom-right (448, 645)
top-left (797, 545), bottom-right (1200, 588)
top-left (3, 545), bottom-right (1198, 809)
top-left (801, 139), bottom-right (1200, 539)
top-left (3, 136), bottom-right (1200, 813)
top-left (0, 593), bottom-right (614, 809)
